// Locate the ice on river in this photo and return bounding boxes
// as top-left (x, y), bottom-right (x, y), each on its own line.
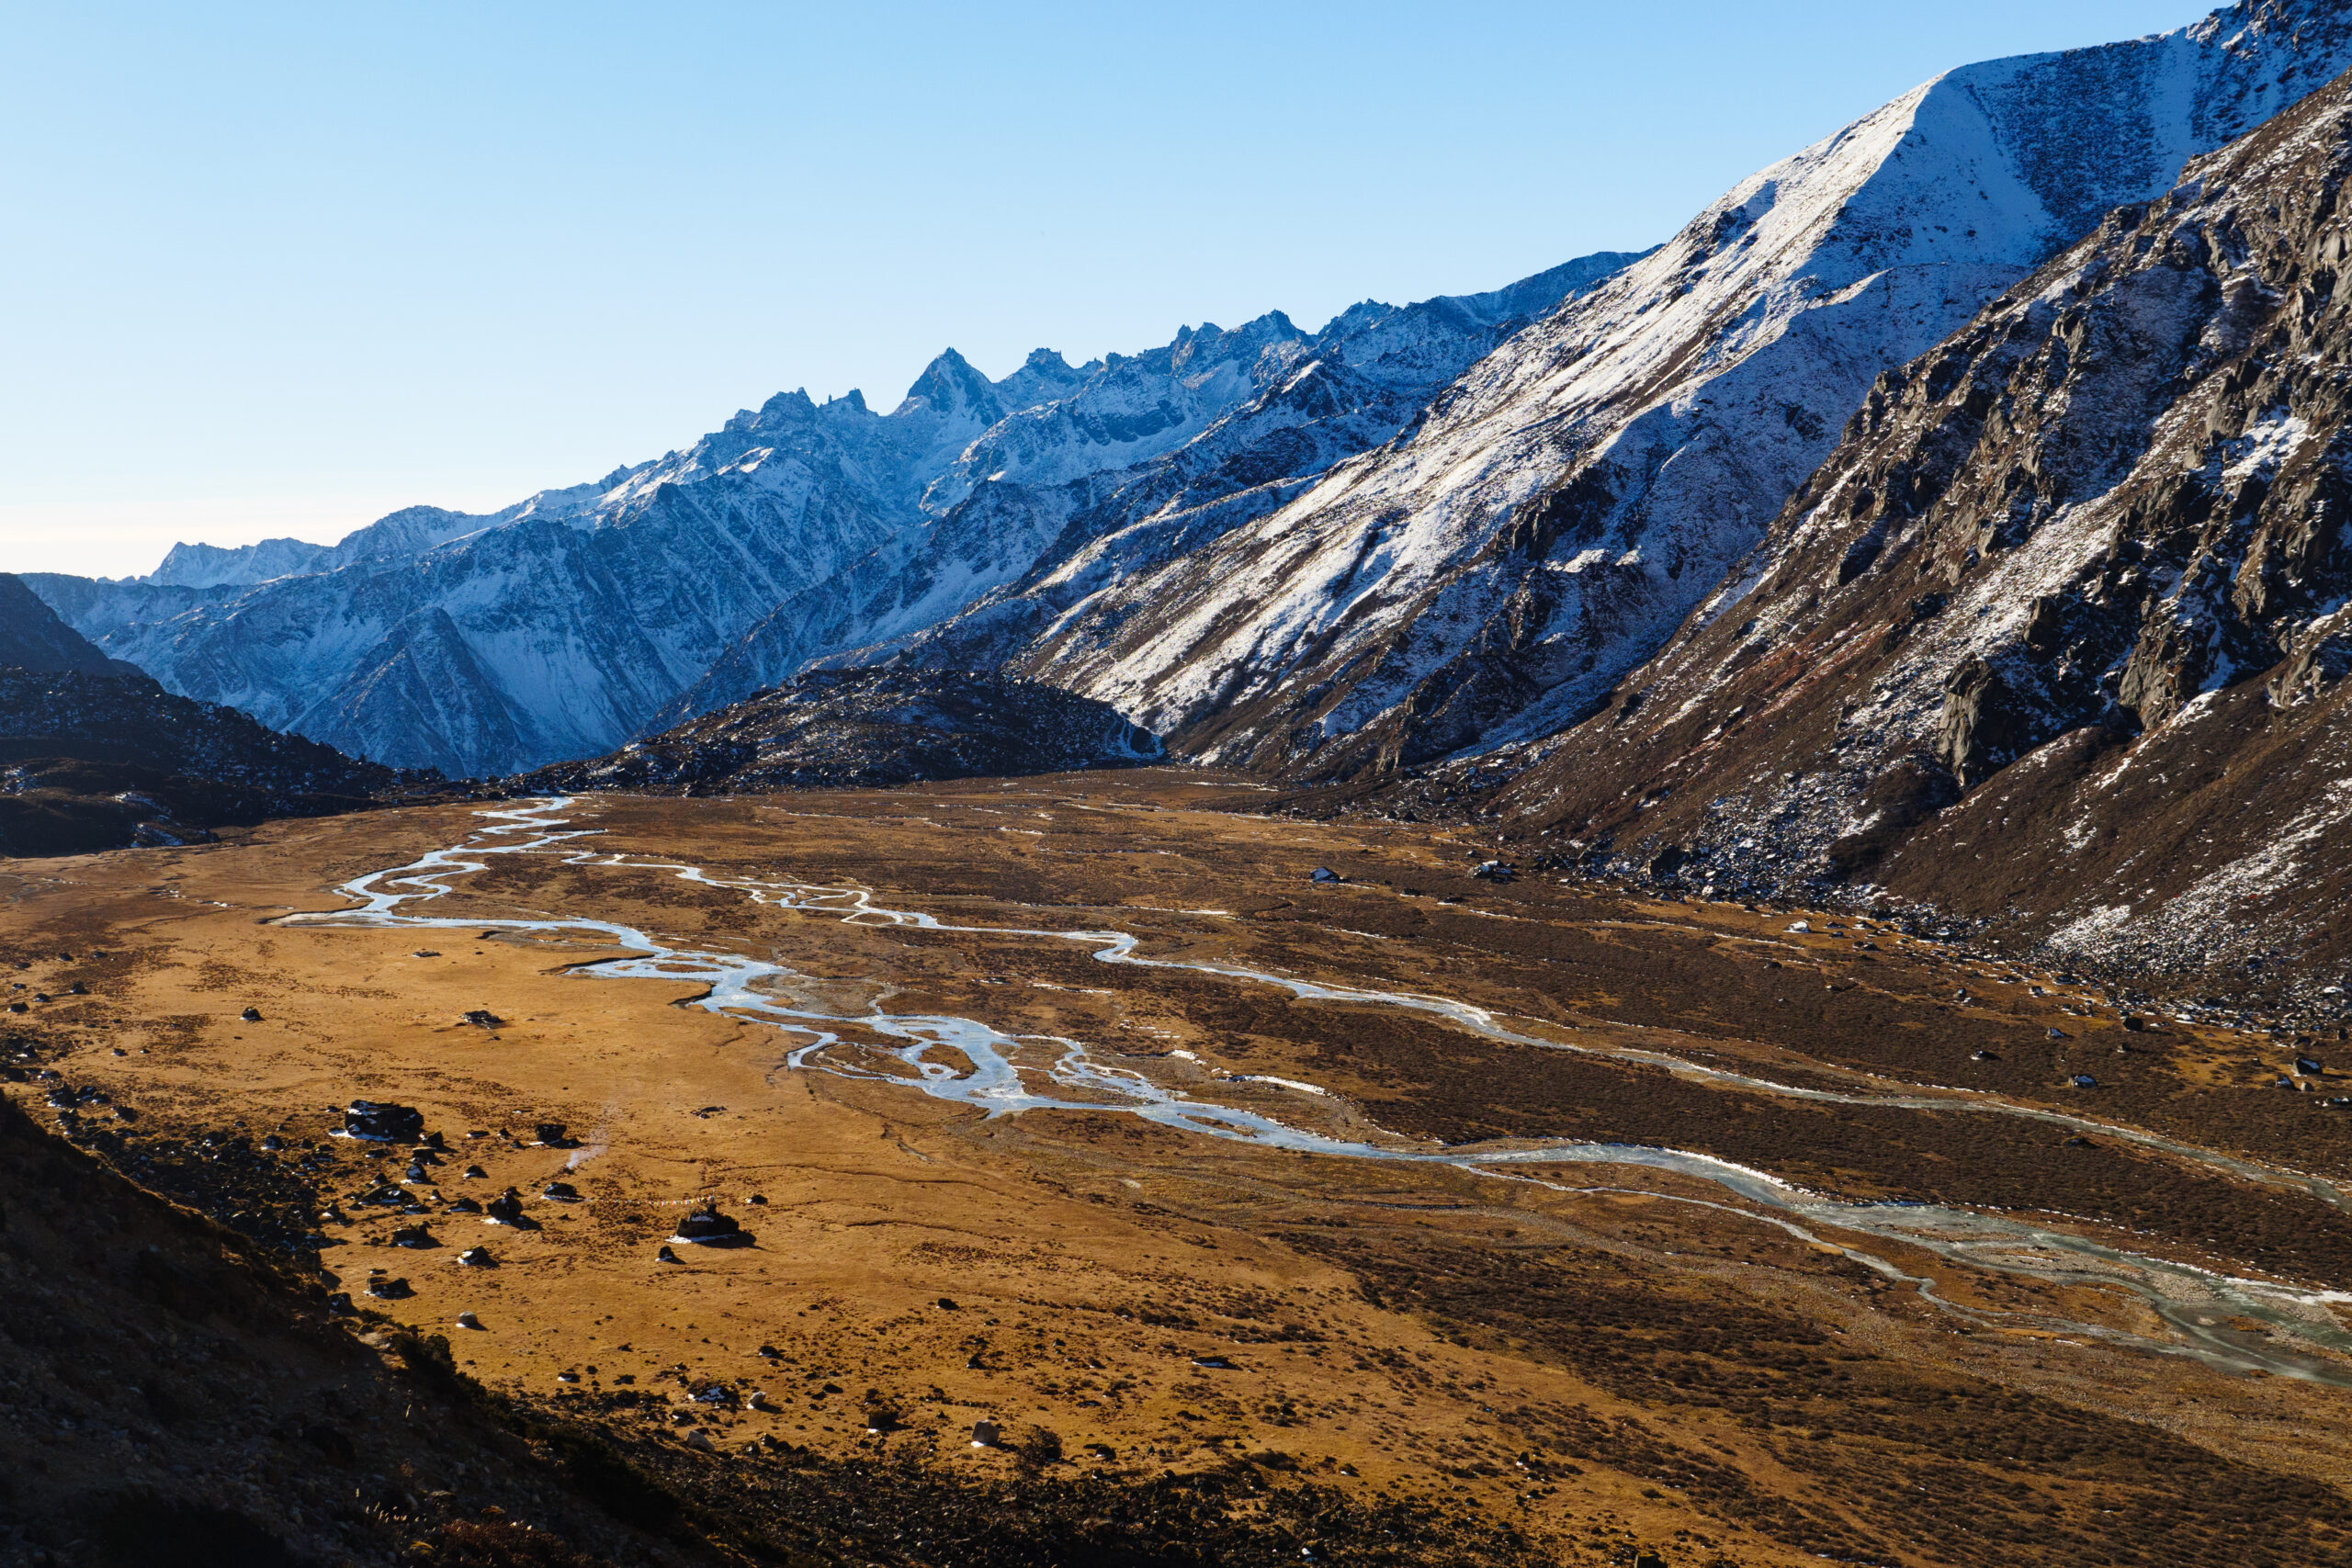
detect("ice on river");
top-left (282, 798), bottom-right (2352, 1384)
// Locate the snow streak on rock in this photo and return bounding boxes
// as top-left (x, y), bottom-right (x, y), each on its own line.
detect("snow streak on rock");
top-left (1487, 56), bottom-right (2352, 1000)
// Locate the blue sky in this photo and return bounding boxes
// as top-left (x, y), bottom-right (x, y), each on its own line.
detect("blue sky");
top-left (1, 1), bottom-right (2217, 577)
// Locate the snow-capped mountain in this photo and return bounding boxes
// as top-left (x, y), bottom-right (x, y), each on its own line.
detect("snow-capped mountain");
top-left (1475, 59), bottom-right (2352, 996)
top-left (666, 252), bottom-right (1642, 722)
top-left (27, 258), bottom-right (1633, 775)
top-left (891, 0), bottom-right (2352, 783)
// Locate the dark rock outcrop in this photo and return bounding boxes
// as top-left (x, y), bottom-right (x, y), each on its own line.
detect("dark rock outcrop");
top-left (520, 669), bottom-right (1159, 795)
top-left (0, 669), bottom-right (438, 856)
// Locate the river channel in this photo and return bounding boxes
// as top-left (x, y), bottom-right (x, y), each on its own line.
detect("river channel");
top-left (284, 797), bottom-right (2352, 1384)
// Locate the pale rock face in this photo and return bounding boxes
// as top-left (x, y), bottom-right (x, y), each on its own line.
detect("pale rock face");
top-left (908, 0), bottom-right (2352, 781)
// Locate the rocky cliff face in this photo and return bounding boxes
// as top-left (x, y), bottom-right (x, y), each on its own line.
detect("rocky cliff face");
top-left (523, 668), bottom-right (1159, 795)
top-left (940, 0), bottom-right (2352, 786)
top-left (1467, 62), bottom-right (2352, 1004)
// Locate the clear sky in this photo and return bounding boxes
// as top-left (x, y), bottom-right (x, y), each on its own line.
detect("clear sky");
top-left (1, 1), bottom-right (2219, 579)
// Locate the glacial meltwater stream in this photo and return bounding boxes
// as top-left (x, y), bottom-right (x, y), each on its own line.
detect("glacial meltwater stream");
top-left (284, 798), bottom-right (2352, 1384)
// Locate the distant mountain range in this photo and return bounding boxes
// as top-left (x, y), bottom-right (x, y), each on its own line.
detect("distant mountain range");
top-left (22, 254), bottom-right (1638, 778)
top-left (18, 0), bottom-right (2352, 989)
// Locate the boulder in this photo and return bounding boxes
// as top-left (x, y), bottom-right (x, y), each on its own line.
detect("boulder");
top-left (343, 1100), bottom-right (424, 1142)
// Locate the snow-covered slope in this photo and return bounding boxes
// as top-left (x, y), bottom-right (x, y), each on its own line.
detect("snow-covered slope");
top-left (1476, 59), bottom-right (2352, 1000)
top-left (929, 0), bottom-right (2352, 782)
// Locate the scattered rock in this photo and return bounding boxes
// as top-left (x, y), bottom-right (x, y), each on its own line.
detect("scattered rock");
top-left (671, 1201), bottom-right (752, 1247)
top-left (456, 1311), bottom-right (483, 1330)
top-left (457, 1247), bottom-right (495, 1268)
top-left (540, 1181), bottom-right (581, 1202)
top-left (970, 1419), bottom-right (1001, 1448)
top-left (240, 1008), bottom-right (262, 1021)
top-left (655, 1245), bottom-right (681, 1264)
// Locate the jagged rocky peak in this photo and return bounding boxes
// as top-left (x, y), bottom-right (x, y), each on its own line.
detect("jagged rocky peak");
top-left (520, 668), bottom-right (1160, 795)
top-left (995, 346), bottom-right (1087, 407)
top-left (1486, 61), bottom-right (2352, 996)
top-left (898, 347), bottom-right (1005, 421)
top-left (977, 0), bottom-right (2352, 789)
top-left (1168, 311), bottom-right (1306, 377)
